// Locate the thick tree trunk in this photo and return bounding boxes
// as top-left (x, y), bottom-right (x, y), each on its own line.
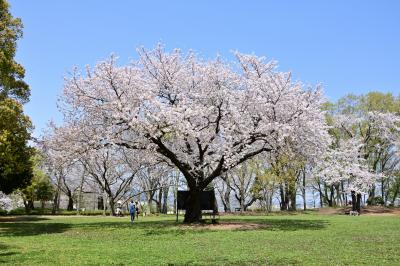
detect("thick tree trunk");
top-left (52, 190), bottom-right (60, 214)
top-left (183, 188), bottom-right (202, 223)
top-left (351, 191), bottom-right (362, 213)
top-left (157, 189), bottom-right (162, 213)
top-left (64, 187), bottom-right (74, 211)
top-left (289, 192), bottom-right (296, 211)
top-left (351, 191), bottom-right (356, 211)
top-left (223, 189), bottom-right (231, 212)
top-left (368, 185), bottom-right (376, 205)
top-left (109, 198), bottom-right (115, 216)
top-left (324, 184), bottom-right (334, 207)
top-left (244, 197), bottom-right (256, 211)
top-left (289, 182), bottom-right (296, 211)
top-left (28, 200), bottom-right (34, 210)
top-left (162, 186), bottom-right (169, 214)
top-left (279, 183), bottom-right (288, 210)
top-left (240, 192), bottom-right (245, 213)
top-left (329, 186), bottom-right (335, 207)
top-left (356, 193), bottom-right (361, 213)
top-left (67, 193), bottom-right (74, 211)
top-left (102, 193), bottom-right (107, 216)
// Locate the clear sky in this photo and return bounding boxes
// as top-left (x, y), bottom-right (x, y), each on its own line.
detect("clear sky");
top-left (8, 0), bottom-right (400, 137)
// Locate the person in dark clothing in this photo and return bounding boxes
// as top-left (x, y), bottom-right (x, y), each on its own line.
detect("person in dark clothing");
top-left (135, 201), bottom-right (140, 220)
top-left (129, 201), bottom-right (136, 224)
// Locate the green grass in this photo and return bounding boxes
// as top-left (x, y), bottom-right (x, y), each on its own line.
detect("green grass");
top-left (1, 213), bottom-right (399, 265)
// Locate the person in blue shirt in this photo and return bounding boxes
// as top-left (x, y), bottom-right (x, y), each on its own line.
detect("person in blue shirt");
top-left (129, 201), bottom-right (136, 224)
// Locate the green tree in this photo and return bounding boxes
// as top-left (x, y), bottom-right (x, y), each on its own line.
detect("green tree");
top-left (0, 98), bottom-right (33, 194)
top-left (20, 152), bottom-right (53, 212)
top-left (251, 160), bottom-right (278, 212)
top-left (35, 175), bottom-right (54, 210)
top-left (0, 0), bottom-right (33, 194)
top-left (0, 0), bottom-right (29, 102)
top-left (271, 151), bottom-right (304, 211)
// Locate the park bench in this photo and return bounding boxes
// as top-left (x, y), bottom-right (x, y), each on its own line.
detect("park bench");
top-left (177, 190), bottom-right (219, 223)
top-left (202, 210), bottom-right (220, 224)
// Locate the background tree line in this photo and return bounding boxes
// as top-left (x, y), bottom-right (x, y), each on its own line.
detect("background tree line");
top-left (215, 92), bottom-right (400, 212)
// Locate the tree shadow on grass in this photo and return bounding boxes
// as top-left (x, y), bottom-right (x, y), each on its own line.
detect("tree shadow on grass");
top-left (0, 216), bottom-right (50, 222)
top-left (66, 217), bottom-right (328, 236)
top-left (0, 243), bottom-right (19, 263)
top-left (0, 216), bottom-right (328, 237)
top-left (68, 219), bottom-right (200, 236)
top-left (0, 216), bottom-right (71, 237)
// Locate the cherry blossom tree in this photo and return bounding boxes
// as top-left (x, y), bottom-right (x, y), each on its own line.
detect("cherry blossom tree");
top-left (316, 106), bottom-right (400, 212)
top-left (59, 45), bottom-right (330, 222)
top-left (39, 124), bottom-right (84, 213)
top-left (80, 147), bottom-right (140, 216)
top-left (317, 138), bottom-right (376, 212)
top-left (332, 110), bottom-right (399, 207)
top-left (330, 93), bottom-right (400, 202)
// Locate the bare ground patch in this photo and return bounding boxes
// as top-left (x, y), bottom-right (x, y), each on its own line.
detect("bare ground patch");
top-left (318, 206), bottom-right (400, 216)
top-left (180, 221), bottom-right (268, 231)
top-left (362, 206), bottom-right (400, 216)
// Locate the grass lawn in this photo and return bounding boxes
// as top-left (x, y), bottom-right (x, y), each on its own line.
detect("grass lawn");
top-left (1, 213), bottom-right (399, 265)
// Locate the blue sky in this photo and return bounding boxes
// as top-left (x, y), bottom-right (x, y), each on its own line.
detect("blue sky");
top-left (9, 0), bottom-right (400, 137)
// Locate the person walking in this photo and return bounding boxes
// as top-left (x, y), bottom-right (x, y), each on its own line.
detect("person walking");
top-left (129, 201), bottom-right (136, 224)
top-left (135, 201), bottom-right (140, 220)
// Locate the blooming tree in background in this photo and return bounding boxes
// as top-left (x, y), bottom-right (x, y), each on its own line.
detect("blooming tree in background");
top-left (58, 45), bottom-right (330, 222)
top-left (0, 191), bottom-right (24, 212)
top-left (40, 124), bottom-right (86, 212)
top-left (317, 138), bottom-right (376, 212)
top-left (318, 108), bottom-right (400, 211)
top-left (79, 147), bottom-right (141, 216)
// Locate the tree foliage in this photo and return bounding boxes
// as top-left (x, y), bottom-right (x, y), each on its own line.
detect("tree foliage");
top-left (0, 0), bottom-right (32, 194)
top-left (317, 92), bottom-right (400, 210)
top-left (20, 151), bottom-right (53, 211)
top-left (0, 0), bottom-right (29, 102)
top-left (0, 98), bottom-right (33, 194)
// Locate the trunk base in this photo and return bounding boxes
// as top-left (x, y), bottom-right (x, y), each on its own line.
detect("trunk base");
top-left (183, 189), bottom-right (202, 223)
top-left (351, 191), bottom-right (362, 214)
